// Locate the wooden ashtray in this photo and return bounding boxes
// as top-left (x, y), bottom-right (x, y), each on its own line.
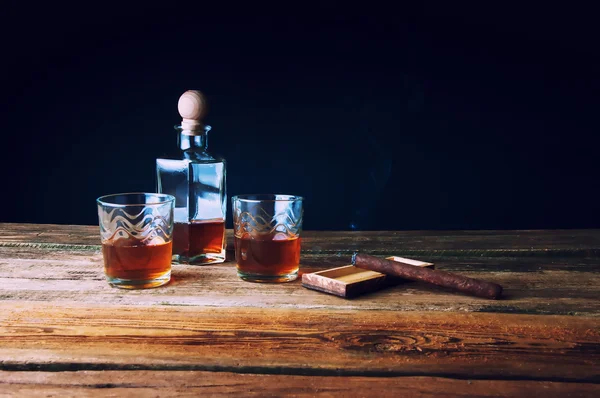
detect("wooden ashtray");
top-left (302, 256), bottom-right (434, 298)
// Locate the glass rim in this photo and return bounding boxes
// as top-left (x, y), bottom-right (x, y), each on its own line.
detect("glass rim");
top-left (232, 194), bottom-right (303, 203)
top-left (96, 192), bottom-right (176, 208)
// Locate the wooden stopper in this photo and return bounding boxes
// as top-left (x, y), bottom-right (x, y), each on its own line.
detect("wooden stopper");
top-left (178, 90), bottom-right (206, 132)
top-left (352, 253), bottom-right (503, 300)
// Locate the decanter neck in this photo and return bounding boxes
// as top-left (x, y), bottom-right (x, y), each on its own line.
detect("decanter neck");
top-left (177, 125), bottom-right (211, 151)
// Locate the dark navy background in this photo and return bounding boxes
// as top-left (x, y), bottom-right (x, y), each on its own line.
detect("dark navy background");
top-left (1, 4), bottom-right (599, 230)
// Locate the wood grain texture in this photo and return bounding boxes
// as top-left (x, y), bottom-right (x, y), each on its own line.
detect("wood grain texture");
top-left (0, 223), bottom-right (599, 395)
top-left (0, 246), bottom-right (598, 315)
top-left (1, 371), bottom-right (598, 397)
top-left (2, 223), bottom-right (600, 256)
top-left (1, 303), bottom-right (598, 383)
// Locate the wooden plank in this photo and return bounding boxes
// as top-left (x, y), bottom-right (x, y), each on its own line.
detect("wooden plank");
top-left (0, 371), bottom-right (598, 397)
top-left (0, 246), bottom-right (598, 315)
top-left (2, 223), bottom-right (600, 256)
top-left (0, 304), bottom-right (598, 383)
top-left (0, 223), bottom-right (102, 247)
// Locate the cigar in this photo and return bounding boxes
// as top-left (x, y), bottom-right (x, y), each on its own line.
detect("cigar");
top-left (352, 253), bottom-right (503, 299)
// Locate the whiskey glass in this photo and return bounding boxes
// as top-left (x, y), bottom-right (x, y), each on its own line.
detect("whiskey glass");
top-left (97, 193), bottom-right (175, 289)
top-left (232, 194), bottom-right (303, 283)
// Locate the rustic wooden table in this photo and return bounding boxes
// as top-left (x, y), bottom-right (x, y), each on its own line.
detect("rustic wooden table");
top-left (0, 223), bottom-right (598, 397)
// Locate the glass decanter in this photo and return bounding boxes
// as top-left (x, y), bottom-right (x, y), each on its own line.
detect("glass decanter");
top-left (156, 90), bottom-right (227, 264)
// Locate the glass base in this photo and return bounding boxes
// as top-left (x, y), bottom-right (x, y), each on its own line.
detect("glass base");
top-left (106, 271), bottom-right (171, 289)
top-left (237, 270), bottom-right (298, 283)
top-left (174, 252), bottom-right (226, 265)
